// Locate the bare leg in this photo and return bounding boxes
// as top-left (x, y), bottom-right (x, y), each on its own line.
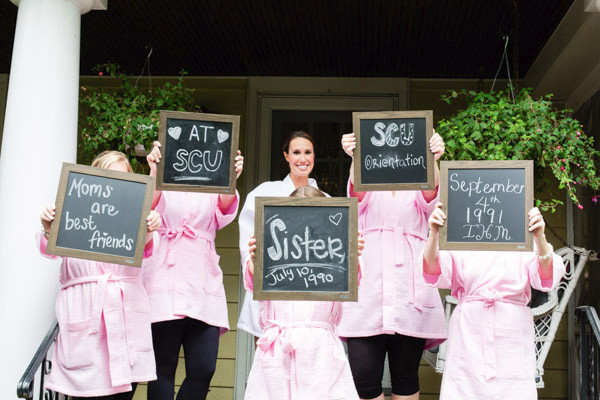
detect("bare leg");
top-left (392, 392), bottom-right (419, 400)
top-left (360, 393), bottom-right (385, 400)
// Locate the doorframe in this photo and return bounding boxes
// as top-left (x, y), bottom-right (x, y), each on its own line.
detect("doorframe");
top-left (234, 76), bottom-right (409, 399)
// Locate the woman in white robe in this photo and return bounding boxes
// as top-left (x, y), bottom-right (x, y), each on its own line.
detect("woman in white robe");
top-left (237, 130), bottom-right (326, 337)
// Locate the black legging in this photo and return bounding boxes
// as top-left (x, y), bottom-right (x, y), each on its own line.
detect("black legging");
top-left (147, 318), bottom-right (220, 400)
top-left (69, 383), bottom-right (137, 400)
top-left (347, 333), bottom-right (426, 398)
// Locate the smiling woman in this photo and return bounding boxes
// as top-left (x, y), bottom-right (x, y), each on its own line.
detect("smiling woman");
top-left (237, 130), bottom-right (329, 338)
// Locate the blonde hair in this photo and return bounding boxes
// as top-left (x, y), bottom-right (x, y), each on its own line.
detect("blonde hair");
top-left (290, 186), bottom-right (326, 198)
top-left (91, 150), bottom-right (132, 172)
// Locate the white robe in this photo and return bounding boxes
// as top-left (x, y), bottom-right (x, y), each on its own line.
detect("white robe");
top-left (237, 174), bottom-right (323, 336)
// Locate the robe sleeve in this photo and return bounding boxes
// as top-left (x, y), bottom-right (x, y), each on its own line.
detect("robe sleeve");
top-left (214, 190), bottom-right (240, 230)
top-left (357, 256), bottom-right (363, 287)
top-left (422, 250), bottom-right (455, 289)
top-left (242, 254), bottom-right (254, 292)
top-left (527, 252), bottom-right (566, 291)
top-left (143, 233), bottom-right (155, 258)
top-left (238, 188), bottom-right (258, 269)
top-left (36, 232), bottom-right (60, 260)
top-left (347, 179), bottom-right (371, 214)
top-left (416, 188), bottom-right (439, 218)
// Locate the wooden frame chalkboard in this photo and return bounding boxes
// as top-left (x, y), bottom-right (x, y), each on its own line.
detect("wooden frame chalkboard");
top-left (156, 110), bottom-right (240, 194)
top-left (46, 163), bottom-right (155, 267)
top-left (439, 160), bottom-right (534, 251)
top-left (253, 197), bottom-right (359, 301)
top-left (353, 111), bottom-right (435, 191)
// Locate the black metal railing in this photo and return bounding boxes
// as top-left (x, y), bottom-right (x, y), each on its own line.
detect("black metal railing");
top-left (576, 306), bottom-right (600, 400)
top-left (17, 320), bottom-right (60, 400)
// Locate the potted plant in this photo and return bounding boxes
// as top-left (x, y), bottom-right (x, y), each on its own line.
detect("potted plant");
top-left (78, 63), bottom-right (201, 172)
top-left (436, 87), bottom-right (600, 212)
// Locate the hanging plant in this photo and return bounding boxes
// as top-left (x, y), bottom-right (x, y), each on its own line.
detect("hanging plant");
top-left (436, 87), bottom-right (600, 212)
top-left (78, 63), bottom-right (201, 172)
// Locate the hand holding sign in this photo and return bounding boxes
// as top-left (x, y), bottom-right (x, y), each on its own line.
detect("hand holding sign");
top-left (146, 210), bottom-right (161, 233)
top-left (234, 150), bottom-right (244, 179)
top-left (527, 207), bottom-right (546, 238)
top-left (40, 204), bottom-right (56, 235)
top-left (146, 141), bottom-right (162, 176)
top-left (428, 202), bottom-right (446, 235)
top-left (341, 132), bottom-right (357, 158)
top-left (429, 131), bottom-right (445, 161)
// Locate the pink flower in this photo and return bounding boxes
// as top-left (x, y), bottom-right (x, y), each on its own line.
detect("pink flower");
top-left (578, 204), bottom-right (584, 209)
top-left (557, 146), bottom-right (561, 150)
top-left (562, 158), bottom-right (566, 162)
top-left (561, 166), bottom-right (565, 171)
top-left (593, 197), bottom-right (599, 203)
top-left (98, 71), bottom-right (104, 76)
top-left (577, 163), bottom-right (580, 167)
top-left (537, 129), bottom-right (542, 133)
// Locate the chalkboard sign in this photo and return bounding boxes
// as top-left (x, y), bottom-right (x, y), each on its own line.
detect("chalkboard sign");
top-left (353, 111), bottom-right (435, 191)
top-left (157, 110), bottom-right (240, 194)
top-left (46, 163), bottom-right (155, 267)
top-left (439, 160), bottom-right (534, 251)
top-left (253, 197), bottom-right (359, 301)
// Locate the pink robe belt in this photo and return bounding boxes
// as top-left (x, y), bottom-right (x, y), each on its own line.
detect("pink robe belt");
top-left (61, 273), bottom-right (142, 386)
top-left (258, 319), bottom-right (336, 355)
top-left (362, 226), bottom-right (426, 265)
top-left (257, 319), bottom-right (337, 400)
top-left (158, 225), bottom-right (215, 266)
top-left (460, 288), bottom-right (524, 380)
top-left (362, 225), bottom-right (428, 312)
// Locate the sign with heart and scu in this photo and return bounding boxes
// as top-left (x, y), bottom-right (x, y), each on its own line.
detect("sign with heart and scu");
top-left (157, 110), bottom-right (240, 194)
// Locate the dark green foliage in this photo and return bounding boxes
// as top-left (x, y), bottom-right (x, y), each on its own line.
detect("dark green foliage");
top-left (436, 87), bottom-right (600, 211)
top-left (78, 63), bottom-right (200, 172)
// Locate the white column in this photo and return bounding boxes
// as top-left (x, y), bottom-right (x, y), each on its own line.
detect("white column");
top-left (0, 0), bottom-right (102, 398)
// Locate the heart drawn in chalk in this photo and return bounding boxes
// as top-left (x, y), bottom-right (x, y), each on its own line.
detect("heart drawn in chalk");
top-left (329, 213), bottom-right (342, 226)
top-left (168, 126), bottom-right (182, 141)
top-left (217, 129), bottom-right (229, 144)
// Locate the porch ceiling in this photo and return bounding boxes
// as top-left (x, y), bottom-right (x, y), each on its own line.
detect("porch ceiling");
top-left (1, 0), bottom-right (573, 79)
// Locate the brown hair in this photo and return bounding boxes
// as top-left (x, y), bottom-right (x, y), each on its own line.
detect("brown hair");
top-left (282, 131), bottom-right (316, 155)
top-left (91, 150), bottom-right (133, 172)
top-left (290, 186), bottom-right (326, 198)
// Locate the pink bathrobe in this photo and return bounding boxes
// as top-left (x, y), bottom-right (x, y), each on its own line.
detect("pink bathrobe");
top-left (423, 250), bottom-right (565, 400)
top-left (242, 264), bottom-right (359, 400)
top-left (338, 185), bottom-right (447, 348)
top-left (38, 234), bottom-right (156, 397)
top-left (141, 191), bottom-right (239, 334)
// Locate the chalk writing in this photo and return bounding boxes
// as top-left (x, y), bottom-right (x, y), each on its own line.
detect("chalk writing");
top-left (355, 112), bottom-right (431, 188)
top-left (63, 175), bottom-right (135, 251)
top-left (259, 202), bottom-right (353, 294)
top-left (444, 165), bottom-right (529, 246)
top-left (160, 112), bottom-right (238, 191)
